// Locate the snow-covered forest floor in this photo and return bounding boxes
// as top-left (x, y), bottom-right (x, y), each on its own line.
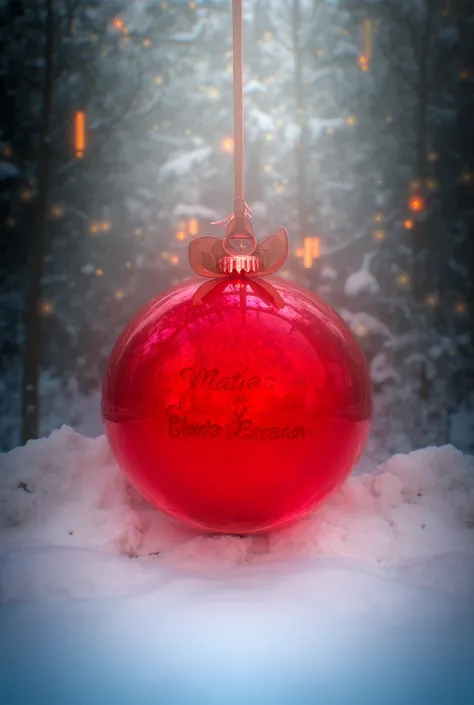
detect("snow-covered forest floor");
top-left (1, 427), bottom-right (473, 704)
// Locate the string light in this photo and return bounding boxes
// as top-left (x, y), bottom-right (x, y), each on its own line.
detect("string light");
top-left (143, 39), bottom-right (151, 47)
top-left (170, 255), bottom-right (179, 265)
top-left (95, 268), bottom-right (103, 276)
top-left (408, 195), bottom-right (424, 213)
top-left (426, 178), bottom-right (437, 191)
top-left (112, 17), bottom-right (124, 31)
top-left (373, 229), bottom-right (385, 241)
top-left (74, 111), bottom-right (86, 158)
top-left (403, 219), bottom-right (414, 230)
top-left (428, 152), bottom-right (439, 162)
top-left (425, 293), bottom-right (438, 308)
top-left (188, 218), bottom-right (199, 236)
top-left (176, 231), bottom-right (186, 241)
top-left (374, 213), bottom-right (384, 224)
top-left (90, 222), bottom-right (99, 234)
top-left (114, 289), bottom-right (125, 300)
top-left (396, 272), bottom-right (410, 287)
top-left (353, 323), bottom-right (368, 337)
top-left (459, 69), bottom-right (470, 80)
top-left (263, 164), bottom-right (273, 173)
top-left (40, 301), bottom-right (54, 315)
top-left (454, 301), bottom-right (467, 315)
top-left (296, 237), bottom-right (321, 269)
top-left (155, 75), bottom-right (164, 85)
top-left (133, 227), bottom-right (144, 237)
top-left (20, 189), bottom-right (34, 201)
top-left (51, 205), bottom-right (64, 218)
top-left (346, 115), bottom-right (357, 126)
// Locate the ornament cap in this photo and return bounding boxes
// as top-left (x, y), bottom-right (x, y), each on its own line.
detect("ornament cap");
top-left (218, 254), bottom-right (260, 274)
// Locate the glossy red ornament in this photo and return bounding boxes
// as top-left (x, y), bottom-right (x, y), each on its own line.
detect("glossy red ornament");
top-left (102, 229), bottom-right (372, 533)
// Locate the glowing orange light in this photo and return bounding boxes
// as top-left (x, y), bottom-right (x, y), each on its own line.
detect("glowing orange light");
top-left (459, 69), bottom-right (470, 80)
top-left (397, 273), bottom-right (410, 287)
top-left (408, 195), bottom-right (424, 213)
top-left (454, 301), bottom-right (467, 315)
top-left (346, 115), bottom-right (357, 126)
top-left (403, 219), bottom-right (414, 230)
top-left (374, 213), bottom-right (384, 224)
top-left (358, 55), bottom-right (369, 71)
top-left (220, 137), bottom-right (234, 153)
top-left (188, 218), bottom-right (199, 236)
top-left (95, 268), bottom-right (103, 276)
top-left (302, 237), bottom-right (321, 269)
top-left (170, 255), bottom-right (179, 265)
top-left (373, 230), bottom-right (385, 241)
top-left (428, 152), bottom-right (438, 162)
top-left (112, 17), bottom-right (124, 30)
top-left (425, 293), bottom-right (438, 308)
top-left (20, 189), bottom-right (34, 201)
top-left (176, 231), bottom-right (186, 241)
top-left (114, 289), bottom-right (125, 300)
top-left (51, 205), bottom-right (64, 218)
top-left (143, 39), bottom-right (151, 47)
top-left (101, 221), bottom-right (111, 232)
top-left (40, 301), bottom-right (54, 314)
top-left (90, 222), bottom-right (99, 234)
top-left (75, 111), bottom-right (86, 158)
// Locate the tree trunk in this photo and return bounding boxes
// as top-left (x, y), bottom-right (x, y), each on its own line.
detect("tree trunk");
top-left (292, 0), bottom-right (309, 242)
top-left (21, 0), bottom-right (54, 443)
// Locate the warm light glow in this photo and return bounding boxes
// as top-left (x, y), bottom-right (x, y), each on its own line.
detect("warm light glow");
top-left (220, 137), bottom-right (234, 153)
top-left (396, 273), bottom-right (410, 287)
top-left (354, 323), bottom-right (368, 337)
top-left (155, 75), bottom-right (164, 85)
top-left (20, 189), bottom-right (34, 201)
top-left (459, 69), bottom-right (470, 80)
top-left (51, 205), bottom-right (64, 218)
top-left (408, 195), bottom-right (424, 213)
top-left (95, 268), bottom-right (103, 276)
top-left (410, 179), bottom-right (421, 191)
top-left (454, 301), bottom-right (467, 315)
top-left (170, 255), bottom-right (179, 265)
top-left (403, 219), bottom-right (414, 230)
top-left (143, 39), bottom-right (151, 47)
top-left (188, 218), bottom-right (199, 236)
top-left (112, 17), bottom-right (124, 30)
top-left (426, 178), bottom-right (437, 191)
top-left (374, 213), bottom-right (384, 224)
top-left (90, 222), bottom-right (99, 234)
top-left (346, 115), bottom-right (357, 126)
top-left (126, 262), bottom-right (132, 269)
top-left (264, 164), bottom-right (273, 173)
top-left (40, 301), bottom-right (54, 315)
top-left (265, 133), bottom-right (275, 141)
top-left (326, 127), bottom-right (335, 135)
top-left (134, 227), bottom-right (144, 237)
top-left (3, 146), bottom-right (13, 158)
top-left (302, 237), bottom-right (321, 269)
top-left (428, 151), bottom-right (439, 162)
top-left (176, 231), bottom-right (186, 241)
top-left (208, 87), bottom-right (221, 100)
top-left (460, 172), bottom-right (472, 184)
top-left (114, 289), bottom-right (125, 300)
top-left (358, 55), bottom-right (369, 71)
top-left (101, 221), bottom-right (111, 232)
top-left (74, 111), bottom-right (86, 158)
top-left (373, 229), bottom-right (385, 241)
top-left (425, 293), bottom-right (438, 308)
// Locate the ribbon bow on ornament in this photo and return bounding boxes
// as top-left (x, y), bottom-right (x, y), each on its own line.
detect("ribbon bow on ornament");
top-left (189, 204), bottom-right (290, 309)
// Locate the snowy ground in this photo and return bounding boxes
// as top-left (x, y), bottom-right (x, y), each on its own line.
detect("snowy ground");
top-left (0, 428), bottom-right (474, 704)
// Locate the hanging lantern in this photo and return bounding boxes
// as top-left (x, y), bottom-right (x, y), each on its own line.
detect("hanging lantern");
top-left (188, 218), bottom-right (199, 236)
top-left (74, 111), bottom-right (87, 159)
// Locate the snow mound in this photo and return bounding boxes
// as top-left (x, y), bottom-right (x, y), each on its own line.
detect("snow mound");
top-left (1, 427), bottom-right (473, 603)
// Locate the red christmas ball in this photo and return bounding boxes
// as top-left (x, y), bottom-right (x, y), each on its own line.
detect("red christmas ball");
top-left (102, 276), bottom-right (371, 534)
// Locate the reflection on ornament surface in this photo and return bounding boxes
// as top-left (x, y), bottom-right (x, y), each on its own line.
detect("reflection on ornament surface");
top-left (102, 276), bottom-right (372, 534)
